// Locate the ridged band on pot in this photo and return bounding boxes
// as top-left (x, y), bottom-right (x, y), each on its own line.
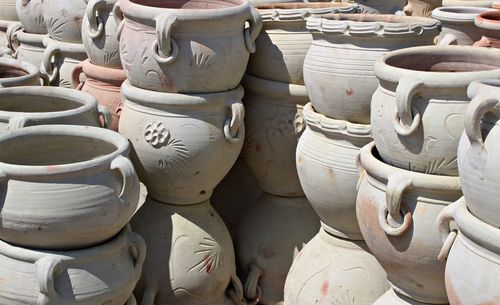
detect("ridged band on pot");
top-left (119, 80), bottom-right (245, 204)
top-left (242, 74), bottom-right (308, 196)
top-left (371, 45), bottom-right (500, 176)
top-left (404, 0), bottom-right (442, 17)
top-left (356, 142), bottom-right (462, 304)
top-left (297, 103), bottom-right (372, 240)
top-left (0, 226), bottom-right (145, 305)
top-left (0, 0), bottom-right (19, 21)
top-left (42, 0), bottom-right (88, 43)
top-left (247, 2), bottom-right (359, 85)
top-left (0, 56), bottom-right (47, 87)
top-left (437, 198), bottom-right (500, 305)
top-left (9, 31), bottom-right (46, 69)
top-left (16, 0), bottom-right (47, 34)
top-left (304, 14), bottom-right (440, 124)
top-left (114, 0), bottom-right (262, 93)
top-left (0, 125), bottom-right (140, 249)
top-left (432, 6), bottom-right (495, 45)
top-left (72, 59), bottom-right (126, 131)
top-left (42, 36), bottom-right (87, 88)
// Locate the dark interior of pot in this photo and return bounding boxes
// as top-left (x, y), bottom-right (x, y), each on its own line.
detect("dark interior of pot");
top-left (0, 135), bottom-right (117, 165)
top-left (481, 11), bottom-right (500, 21)
top-left (256, 2), bottom-right (352, 10)
top-left (0, 95), bottom-right (81, 113)
top-left (132, 0), bottom-right (243, 9)
top-left (0, 63), bottom-right (28, 78)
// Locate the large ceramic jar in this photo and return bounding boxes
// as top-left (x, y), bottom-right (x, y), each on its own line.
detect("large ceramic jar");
top-left (42, 0), bottom-right (88, 43)
top-left (356, 142), bottom-right (462, 304)
top-left (304, 14), bottom-right (440, 124)
top-left (42, 36), bottom-right (87, 88)
top-left (0, 0), bottom-right (18, 21)
top-left (247, 2), bottom-right (358, 85)
top-left (437, 198), bottom-right (500, 305)
top-left (119, 80), bottom-right (244, 204)
top-left (11, 30), bottom-right (45, 68)
top-left (371, 46), bottom-right (500, 176)
top-left (242, 75), bottom-right (307, 196)
top-left (131, 197), bottom-right (243, 305)
top-left (0, 227), bottom-right (145, 305)
top-left (355, 0), bottom-right (407, 13)
top-left (16, 0), bottom-right (47, 34)
top-left (72, 59), bottom-right (126, 131)
top-left (82, 0), bottom-right (121, 68)
top-left (284, 229), bottom-right (389, 305)
top-left (0, 86), bottom-right (110, 132)
top-left (296, 103), bottom-right (371, 240)
top-left (433, 6), bottom-right (494, 45)
top-left (473, 10), bottom-right (500, 47)
top-left (404, 0), bottom-right (442, 16)
top-left (0, 125), bottom-right (139, 249)
top-left (114, 0), bottom-right (262, 93)
top-left (0, 56), bottom-right (46, 87)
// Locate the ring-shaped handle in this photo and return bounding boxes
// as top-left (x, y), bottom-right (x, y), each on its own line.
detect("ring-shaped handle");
top-left (244, 264), bottom-right (262, 305)
top-left (151, 38), bottom-right (178, 64)
top-left (393, 77), bottom-right (424, 136)
top-left (436, 198), bottom-right (461, 261)
top-left (244, 7), bottom-right (262, 53)
top-left (153, 13), bottom-right (178, 64)
top-left (224, 102), bottom-right (245, 143)
top-left (86, 0), bottom-right (106, 39)
top-left (393, 109), bottom-right (421, 136)
top-left (41, 43), bottom-right (60, 84)
top-left (379, 173), bottom-right (414, 236)
top-left (379, 203), bottom-right (413, 236)
top-left (6, 22), bottom-right (21, 53)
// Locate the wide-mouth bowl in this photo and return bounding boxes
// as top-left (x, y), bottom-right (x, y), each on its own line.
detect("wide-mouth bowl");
top-left (0, 57), bottom-right (38, 82)
top-left (432, 6), bottom-right (494, 22)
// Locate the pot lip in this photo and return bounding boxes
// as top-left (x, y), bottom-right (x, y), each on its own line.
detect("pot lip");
top-left (467, 78), bottom-right (500, 98)
top-left (256, 3), bottom-right (359, 22)
top-left (242, 74), bottom-right (308, 100)
top-left (475, 10), bottom-right (500, 30)
top-left (15, 30), bottom-right (47, 44)
top-left (121, 79), bottom-right (244, 106)
top-left (307, 14), bottom-right (441, 36)
top-left (0, 125), bottom-right (129, 177)
top-left (360, 142), bottom-right (461, 190)
top-left (0, 56), bottom-right (39, 85)
top-left (43, 36), bottom-right (86, 53)
top-left (432, 6), bottom-right (495, 22)
top-left (374, 45), bottom-right (500, 87)
top-left (302, 103), bottom-right (371, 137)
top-left (442, 0), bottom-right (493, 6)
top-left (81, 59), bottom-right (127, 84)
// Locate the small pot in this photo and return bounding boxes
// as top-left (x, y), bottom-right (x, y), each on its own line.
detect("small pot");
top-left (473, 10), bottom-right (500, 48)
top-left (0, 56), bottom-right (47, 87)
top-left (16, 0), bottom-right (47, 34)
top-left (42, 0), bottom-right (88, 43)
top-left (10, 30), bottom-right (46, 69)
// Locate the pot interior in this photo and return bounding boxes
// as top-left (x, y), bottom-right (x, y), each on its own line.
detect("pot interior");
top-left (0, 63), bottom-right (29, 79)
top-left (0, 95), bottom-right (83, 113)
top-left (480, 11), bottom-right (500, 22)
top-left (131, 0), bottom-right (243, 9)
top-left (0, 135), bottom-right (117, 166)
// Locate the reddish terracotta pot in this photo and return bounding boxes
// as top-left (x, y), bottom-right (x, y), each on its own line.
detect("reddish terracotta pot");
top-left (473, 10), bottom-right (500, 48)
top-left (72, 59), bottom-right (126, 131)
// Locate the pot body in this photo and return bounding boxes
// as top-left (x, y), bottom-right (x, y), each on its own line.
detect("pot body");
top-left (284, 228), bottom-right (389, 305)
top-left (16, 0), bottom-right (47, 34)
top-left (119, 81), bottom-right (244, 204)
top-left (404, 0), bottom-right (442, 16)
top-left (42, 37), bottom-right (87, 88)
top-left (0, 0), bottom-right (18, 21)
top-left (42, 0), bottom-right (87, 43)
top-left (12, 31), bottom-right (45, 68)
top-left (297, 103), bottom-right (371, 240)
top-left (236, 193), bottom-right (319, 305)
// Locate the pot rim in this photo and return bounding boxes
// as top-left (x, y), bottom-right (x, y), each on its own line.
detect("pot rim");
top-left (432, 6), bottom-right (494, 22)
top-left (80, 59), bottom-right (127, 84)
top-left (42, 36), bottom-right (86, 53)
top-left (442, 0), bottom-right (493, 6)
top-left (0, 56), bottom-right (40, 85)
top-left (307, 14), bottom-right (441, 36)
top-left (475, 10), bottom-right (500, 30)
top-left (242, 74), bottom-right (308, 101)
top-left (374, 45), bottom-right (500, 88)
top-left (467, 79), bottom-right (500, 125)
top-left (0, 125), bottom-right (129, 177)
top-left (256, 2), bottom-right (358, 22)
top-left (15, 30), bottom-right (46, 44)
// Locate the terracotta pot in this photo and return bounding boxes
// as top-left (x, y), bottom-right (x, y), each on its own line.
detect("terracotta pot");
top-left (114, 0), bottom-right (262, 93)
top-left (355, 0), bottom-right (407, 13)
top-left (131, 197), bottom-right (244, 305)
top-left (432, 6), bottom-right (494, 46)
top-left (0, 56), bottom-right (47, 87)
top-left (236, 192), bottom-right (319, 305)
top-left (443, 0), bottom-right (492, 6)
top-left (305, 14), bottom-right (439, 124)
top-left (371, 45), bottom-right (500, 176)
top-left (247, 2), bottom-right (358, 85)
top-left (437, 198), bottom-right (500, 305)
top-left (356, 142), bottom-right (462, 304)
top-left (42, 36), bottom-right (87, 88)
top-left (72, 59), bottom-right (126, 131)
top-left (82, 0), bottom-right (121, 68)
top-left (242, 75), bottom-right (307, 197)
top-left (119, 80), bottom-right (244, 204)
top-left (0, 227), bottom-right (145, 305)
top-left (16, 0), bottom-right (47, 34)
top-left (404, 0), bottom-right (442, 16)
top-left (473, 10), bottom-right (500, 48)
top-left (297, 103), bottom-right (372, 240)
top-left (284, 228), bottom-right (389, 305)
top-left (0, 0), bottom-right (19, 21)
top-left (10, 30), bottom-right (45, 69)
top-left (42, 0), bottom-right (87, 43)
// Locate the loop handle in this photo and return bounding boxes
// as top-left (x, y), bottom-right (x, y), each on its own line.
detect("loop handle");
top-left (41, 43), bottom-right (60, 85)
top-left (437, 33), bottom-right (457, 46)
top-left (152, 13), bottom-right (178, 64)
top-left (224, 102), bottom-right (245, 143)
top-left (35, 256), bottom-right (63, 305)
top-left (244, 264), bottom-right (262, 305)
top-left (86, 0), bottom-right (106, 39)
top-left (110, 155), bottom-right (140, 205)
top-left (393, 77), bottom-right (424, 136)
top-left (436, 199), bottom-right (461, 261)
top-left (378, 173), bottom-right (413, 236)
top-left (244, 7), bottom-right (263, 53)
top-left (71, 61), bottom-right (84, 90)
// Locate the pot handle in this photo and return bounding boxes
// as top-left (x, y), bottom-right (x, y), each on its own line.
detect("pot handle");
top-left (244, 264), bottom-right (262, 305)
top-left (244, 7), bottom-right (263, 53)
top-left (224, 102), bottom-right (245, 143)
top-left (7, 115), bottom-right (29, 130)
top-left (152, 12), bottom-right (178, 64)
top-left (437, 33), bottom-right (457, 46)
top-left (465, 92), bottom-right (499, 149)
top-left (36, 256), bottom-right (63, 305)
top-left (126, 231), bottom-right (147, 271)
top-left (393, 77), bottom-right (424, 136)
top-left (379, 173), bottom-right (413, 236)
top-left (6, 22), bottom-right (21, 53)
top-left (227, 272), bottom-right (245, 305)
top-left (125, 295), bottom-right (137, 305)
top-left (41, 43), bottom-right (60, 85)
top-left (112, 1), bottom-right (125, 41)
top-left (111, 155), bottom-right (139, 208)
top-left (98, 105), bottom-right (113, 129)
top-left (436, 198), bottom-right (461, 261)
top-left (71, 61), bottom-right (85, 90)
top-left (85, 0), bottom-right (106, 39)
top-left (355, 154), bottom-right (366, 192)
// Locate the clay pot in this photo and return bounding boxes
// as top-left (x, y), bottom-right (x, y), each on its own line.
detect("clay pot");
top-left (42, 0), bottom-right (88, 43)
top-left (114, 0), bottom-right (262, 93)
top-left (72, 59), bottom-right (126, 131)
top-left (242, 74), bottom-right (307, 197)
top-left (355, 0), bottom-right (407, 13)
top-left (247, 2), bottom-right (359, 85)
top-left (284, 228), bottom-right (389, 305)
top-left (432, 6), bottom-right (494, 46)
top-left (16, 0), bottom-right (47, 34)
top-left (356, 142), bottom-right (462, 304)
top-left (0, 227), bottom-right (145, 305)
top-left (473, 10), bottom-right (500, 48)
top-left (437, 198), bottom-right (500, 305)
top-left (82, 0), bottom-right (122, 68)
top-left (373, 288), bottom-right (432, 305)
top-left (42, 36), bottom-right (87, 88)
top-left (0, 56), bottom-right (47, 87)
top-left (0, 0), bottom-right (19, 21)
top-left (236, 192), bottom-right (319, 305)
top-left (0, 86), bottom-right (111, 132)
top-left (404, 0), bottom-right (442, 16)
top-left (10, 30), bottom-right (45, 69)
top-left (371, 45), bottom-right (500, 176)
top-left (304, 14), bottom-right (440, 124)
top-left (131, 197), bottom-right (244, 305)
top-left (119, 80), bottom-right (244, 204)
top-left (443, 0), bottom-right (492, 6)
top-left (297, 103), bottom-right (372, 240)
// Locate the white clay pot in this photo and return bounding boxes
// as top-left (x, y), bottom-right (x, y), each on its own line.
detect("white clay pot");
top-left (42, 0), bottom-right (88, 43)
top-left (16, 0), bottom-right (47, 34)
top-left (10, 30), bottom-right (46, 69)
top-left (0, 56), bottom-right (47, 87)
top-left (443, 0), bottom-right (493, 6)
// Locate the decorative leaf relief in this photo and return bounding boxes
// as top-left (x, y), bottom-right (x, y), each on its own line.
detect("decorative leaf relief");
top-left (46, 17), bottom-right (70, 41)
top-left (192, 52), bottom-right (211, 68)
top-left (103, 50), bottom-right (120, 65)
top-left (188, 237), bottom-right (223, 274)
top-left (419, 157), bottom-right (457, 174)
top-left (59, 78), bottom-right (72, 88)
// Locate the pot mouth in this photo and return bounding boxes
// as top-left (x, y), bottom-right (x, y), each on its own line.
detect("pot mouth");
top-left (81, 59), bottom-right (127, 84)
top-left (0, 57), bottom-right (38, 82)
top-left (432, 6), bottom-right (494, 22)
top-left (475, 10), bottom-right (500, 29)
top-left (130, 0), bottom-right (246, 9)
top-left (257, 3), bottom-right (358, 21)
top-left (242, 74), bottom-right (308, 101)
top-left (0, 125), bottom-right (129, 177)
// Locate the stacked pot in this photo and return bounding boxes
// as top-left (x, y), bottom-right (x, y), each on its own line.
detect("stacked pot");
top-left (284, 13), bottom-right (442, 305)
top-left (114, 0), bottom-right (263, 304)
top-left (357, 45), bottom-right (500, 305)
top-left (0, 0), bottom-right (20, 53)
